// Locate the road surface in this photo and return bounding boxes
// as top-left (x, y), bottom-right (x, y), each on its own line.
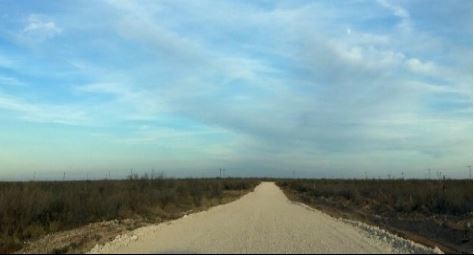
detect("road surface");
top-left (90, 182), bottom-right (438, 254)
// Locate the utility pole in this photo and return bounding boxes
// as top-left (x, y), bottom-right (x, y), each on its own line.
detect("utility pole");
top-left (63, 172), bottom-right (66, 181)
top-left (467, 165), bottom-right (472, 180)
top-left (428, 168), bottom-right (431, 180)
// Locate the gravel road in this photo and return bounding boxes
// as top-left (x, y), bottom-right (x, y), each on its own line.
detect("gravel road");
top-left (90, 182), bottom-right (441, 254)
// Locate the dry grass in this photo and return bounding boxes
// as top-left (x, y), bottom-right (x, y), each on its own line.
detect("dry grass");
top-left (0, 177), bottom-right (259, 253)
top-left (278, 179), bottom-right (472, 215)
top-left (277, 179), bottom-right (472, 253)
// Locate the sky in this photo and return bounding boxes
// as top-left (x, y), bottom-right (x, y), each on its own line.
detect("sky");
top-left (0, 0), bottom-right (472, 180)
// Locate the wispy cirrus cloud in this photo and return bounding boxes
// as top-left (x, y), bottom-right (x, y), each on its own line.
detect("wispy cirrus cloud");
top-left (0, 0), bottom-right (471, 178)
top-left (0, 92), bottom-right (88, 125)
top-left (18, 14), bottom-right (62, 43)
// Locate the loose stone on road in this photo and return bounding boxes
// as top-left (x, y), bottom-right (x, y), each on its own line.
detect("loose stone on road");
top-left (90, 182), bottom-right (439, 254)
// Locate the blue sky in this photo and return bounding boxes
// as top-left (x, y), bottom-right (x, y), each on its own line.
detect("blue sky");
top-left (0, 0), bottom-right (472, 180)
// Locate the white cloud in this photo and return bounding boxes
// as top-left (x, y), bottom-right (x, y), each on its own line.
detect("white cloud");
top-left (19, 15), bottom-right (62, 42)
top-left (320, 41), bottom-right (406, 74)
top-left (406, 58), bottom-right (435, 74)
top-left (78, 1), bottom-right (470, 159)
top-left (376, 0), bottom-right (411, 32)
top-left (0, 0), bottom-right (470, 177)
top-left (0, 92), bottom-right (88, 125)
top-left (376, 0), bottom-right (409, 19)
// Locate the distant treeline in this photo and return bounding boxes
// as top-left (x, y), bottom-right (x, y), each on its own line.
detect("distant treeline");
top-left (0, 177), bottom-right (259, 253)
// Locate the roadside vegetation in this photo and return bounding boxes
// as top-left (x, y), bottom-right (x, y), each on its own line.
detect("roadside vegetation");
top-left (0, 176), bottom-right (259, 253)
top-left (277, 179), bottom-right (472, 254)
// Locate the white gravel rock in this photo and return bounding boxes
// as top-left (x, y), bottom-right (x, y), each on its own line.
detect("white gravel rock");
top-left (90, 183), bottom-right (442, 254)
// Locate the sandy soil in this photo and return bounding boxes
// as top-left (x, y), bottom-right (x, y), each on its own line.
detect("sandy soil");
top-left (90, 182), bottom-right (442, 254)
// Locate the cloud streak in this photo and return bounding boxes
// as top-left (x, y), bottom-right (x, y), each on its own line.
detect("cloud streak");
top-left (19, 14), bottom-right (62, 43)
top-left (0, 0), bottom-right (471, 178)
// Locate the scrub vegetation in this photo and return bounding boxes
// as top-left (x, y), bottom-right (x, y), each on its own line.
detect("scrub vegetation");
top-left (0, 177), bottom-right (259, 253)
top-left (277, 179), bottom-right (472, 253)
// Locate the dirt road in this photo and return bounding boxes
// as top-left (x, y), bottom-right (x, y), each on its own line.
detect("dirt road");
top-left (90, 182), bottom-right (439, 254)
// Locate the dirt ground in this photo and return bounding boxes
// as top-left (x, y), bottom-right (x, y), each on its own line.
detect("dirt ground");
top-left (90, 182), bottom-right (438, 254)
top-left (15, 190), bottom-right (250, 254)
top-left (280, 186), bottom-right (472, 254)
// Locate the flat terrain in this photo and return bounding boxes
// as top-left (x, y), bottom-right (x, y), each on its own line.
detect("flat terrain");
top-left (91, 182), bottom-right (438, 254)
top-left (278, 179), bottom-right (472, 253)
top-left (8, 178), bottom-right (258, 253)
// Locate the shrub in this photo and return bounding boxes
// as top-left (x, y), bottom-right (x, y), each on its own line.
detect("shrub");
top-left (0, 177), bottom-right (259, 253)
top-left (278, 179), bottom-right (472, 216)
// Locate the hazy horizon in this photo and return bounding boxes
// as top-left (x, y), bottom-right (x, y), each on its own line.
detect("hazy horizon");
top-left (0, 0), bottom-right (472, 180)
